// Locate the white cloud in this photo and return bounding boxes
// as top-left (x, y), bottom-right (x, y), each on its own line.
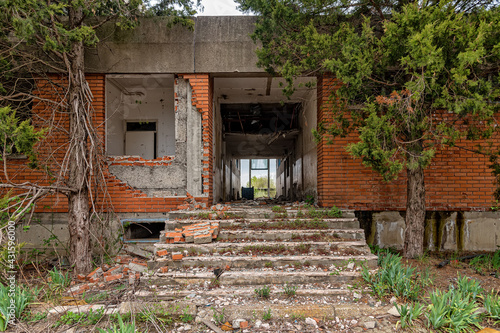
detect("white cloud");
top-left (198, 0), bottom-right (245, 16)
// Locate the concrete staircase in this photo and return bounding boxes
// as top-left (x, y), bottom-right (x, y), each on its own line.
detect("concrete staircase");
top-left (145, 207), bottom-right (377, 292)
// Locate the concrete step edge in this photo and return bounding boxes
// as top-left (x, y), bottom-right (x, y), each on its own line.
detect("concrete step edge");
top-left (133, 288), bottom-right (353, 299)
top-left (154, 240), bottom-right (369, 249)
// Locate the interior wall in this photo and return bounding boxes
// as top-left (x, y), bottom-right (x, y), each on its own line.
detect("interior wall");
top-left (223, 157), bottom-right (241, 201)
top-left (298, 89), bottom-right (318, 200)
top-left (276, 88), bottom-right (317, 201)
top-left (213, 101), bottom-right (224, 201)
top-left (276, 158), bottom-right (286, 198)
top-left (106, 80), bottom-right (175, 157)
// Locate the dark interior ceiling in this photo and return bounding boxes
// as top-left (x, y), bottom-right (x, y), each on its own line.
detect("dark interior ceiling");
top-left (221, 103), bottom-right (301, 158)
top-left (221, 103), bottom-right (300, 134)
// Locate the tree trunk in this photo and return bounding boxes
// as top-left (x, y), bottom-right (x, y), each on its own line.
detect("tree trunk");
top-left (403, 162), bottom-right (426, 258)
top-left (67, 39), bottom-right (92, 274)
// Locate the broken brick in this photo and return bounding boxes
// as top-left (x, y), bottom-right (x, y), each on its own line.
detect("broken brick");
top-left (88, 277), bottom-right (100, 283)
top-left (159, 266), bottom-right (169, 273)
top-left (87, 267), bottom-right (103, 280)
top-left (194, 233), bottom-right (212, 244)
top-left (105, 274), bottom-right (124, 282)
top-left (172, 252), bottom-right (183, 261)
top-left (156, 249), bottom-right (169, 257)
top-left (107, 265), bottom-right (124, 274)
top-left (240, 321), bottom-right (249, 329)
top-left (173, 236), bottom-right (185, 243)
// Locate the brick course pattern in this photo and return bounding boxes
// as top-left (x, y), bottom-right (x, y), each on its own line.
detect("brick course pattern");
top-left (3, 73), bottom-right (497, 213)
top-left (1, 74), bottom-right (214, 213)
top-left (316, 74), bottom-right (498, 211)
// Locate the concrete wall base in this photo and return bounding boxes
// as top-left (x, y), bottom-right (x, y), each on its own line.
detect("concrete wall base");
top-left (359, 211), bottom-right (500, 252)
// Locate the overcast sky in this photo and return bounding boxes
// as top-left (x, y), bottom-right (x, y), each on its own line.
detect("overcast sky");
top-left (198, 0), bottom-right (245, 15)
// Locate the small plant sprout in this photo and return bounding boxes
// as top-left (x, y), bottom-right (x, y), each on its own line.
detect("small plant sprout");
top-left (254, 285), bottom-right (271, 298)
top-left (212, 307), bottom-right (225, 325)
top-left (283, 283), bottom-right (298, 297)
top-left (262, 308), bottom-right (272, 321)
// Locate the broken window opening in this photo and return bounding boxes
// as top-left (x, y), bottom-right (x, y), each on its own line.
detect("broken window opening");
top-left (123, 221), bottom-right (165, 242)
top-left (106, 74), bottom-right (175, 159)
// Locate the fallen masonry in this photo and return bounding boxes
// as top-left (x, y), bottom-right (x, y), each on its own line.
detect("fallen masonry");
top-left (67, 256), bottom-right (147, 295)
top-left (161, 221), bottom-right (220, 244)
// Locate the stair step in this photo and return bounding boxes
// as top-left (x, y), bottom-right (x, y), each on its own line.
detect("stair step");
top-left (148, 254), bottom-right (377, 270)
top-left (153, 240), bottom-right (370, 256)
top-left (142, 270), bottom-right (363, 286)
top-left (165, 218), bottom-right (360, 230)
top-left (215, 228), bottom-right (364, 241)
top-left (134, 287), bottom-right (351, 299)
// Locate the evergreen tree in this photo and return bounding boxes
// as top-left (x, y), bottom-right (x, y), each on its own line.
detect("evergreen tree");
top-left (236, 0), bottom-right (500, 257)
top-left (0, 0), bottom-right (200, 273)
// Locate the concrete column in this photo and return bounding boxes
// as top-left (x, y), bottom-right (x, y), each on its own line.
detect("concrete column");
top-left (267, 159), bottom-right (270, 198)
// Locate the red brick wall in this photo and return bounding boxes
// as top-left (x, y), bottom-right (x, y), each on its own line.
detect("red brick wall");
top-left (178, 74), bottom-right (214, 201)
top-left (2, 73), bottom-right (214, 213)
top-left (316, 74), bottom-right (497, 211)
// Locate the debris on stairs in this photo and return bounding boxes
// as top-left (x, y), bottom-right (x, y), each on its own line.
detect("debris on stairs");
top-left (161, 221), bottom-right (220, 244)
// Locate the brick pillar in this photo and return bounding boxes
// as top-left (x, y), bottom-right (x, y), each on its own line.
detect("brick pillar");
top-left (178, 74), bottom-right (214, 204)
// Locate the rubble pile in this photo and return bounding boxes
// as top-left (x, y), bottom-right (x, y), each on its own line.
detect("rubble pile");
top-left (161, 221), bottom-right (219, 244)
top-left (68, 256), bottom-right (147, 295)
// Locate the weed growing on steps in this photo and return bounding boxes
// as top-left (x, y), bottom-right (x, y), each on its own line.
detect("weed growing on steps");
top-left (262, 308), bottom-right (272, 321)
top-left (283, 283), bottom-right (298, 297)
top-left (212, 307), bottom-right (225, 325)
top-left (271, 206), bottom-right (285, 213)
top-left (180, 305), bottom-right (193, 323)
top-left (254, 285), bottom-right (271, 298)
top-left (304, 206), bottom-right (342, 218)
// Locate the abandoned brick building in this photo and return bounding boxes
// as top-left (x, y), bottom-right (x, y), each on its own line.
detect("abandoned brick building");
top-left (7, 16), bottom-right (500, 252)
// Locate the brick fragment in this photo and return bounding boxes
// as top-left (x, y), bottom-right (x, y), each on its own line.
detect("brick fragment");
top-left (105, 274), bottom-right (124, 282)
top-left (240, 321), bottom-right (249, 329)
top-left (156, 249), bottom-right (169, 257)
top-left (172, 252), bottom-right (183, 261)
top-left (87, 267), bottom-right (103, 280)
top-left (194, 233), bottom-right (212, 244)
top-left (159, 266), bottom-right (169, 273)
